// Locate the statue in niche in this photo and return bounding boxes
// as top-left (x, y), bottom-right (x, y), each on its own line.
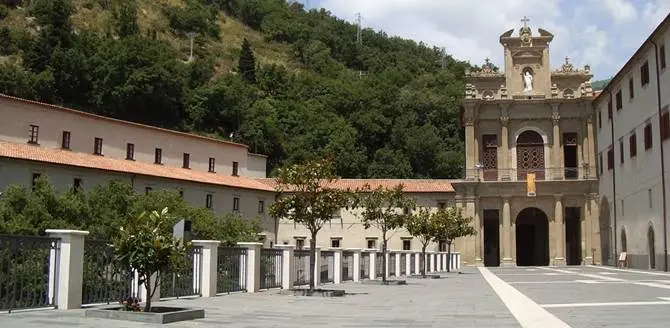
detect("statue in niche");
top-left (523, 70), bottom-right (534, 92)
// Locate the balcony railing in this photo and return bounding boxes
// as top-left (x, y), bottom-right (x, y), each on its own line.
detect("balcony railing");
top-left (464, 165), bottom-right (595, 182)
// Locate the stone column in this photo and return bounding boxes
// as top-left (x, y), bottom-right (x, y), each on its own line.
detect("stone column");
top-left (394, 253), bottom-right (402, 276)
top-left (368, 249), bottom-right (376, 279)
top-left (464, 106), bottom-right (477, 180)
top-left (553, 195), bottom-right (567, 266)
top-left (192, 240), bottom-right (221, 297)
top-left (237, 242), bottom-right (262, 293)
top-left (349, 248), bottom-right (362, 282)
top-left (474, 198), bottom-right (483, 266)
top-left (275, 244), bottom-right (295, 290)
top-left (552, 104), bottom-right (562, 180)
top-left (500, 105), bottom-right (510, 181)
top-left (586, 111), bottom-right (596, 178)
top-left (333, 249), bottom-right (343, 284)
top-left (584, 194), bottom-right (596, 264)
top-left (45, 229), bottom-right (89, 310)
top-left (501, 197), bottom-right (514, 266)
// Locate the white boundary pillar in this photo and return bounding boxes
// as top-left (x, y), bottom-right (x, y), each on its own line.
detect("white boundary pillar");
top-left (45, 229), bottom-right (89, 310)
top-left (192, 240), bottom-right (220, 297)
top-left (275, 245), bottom-right (294, 290)
top-left (238, 242), bottom-right (262, 293)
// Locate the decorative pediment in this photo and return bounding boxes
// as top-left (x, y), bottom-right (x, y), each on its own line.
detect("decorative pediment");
top-left (511, 49), bottom-right (542, 59)
top-left (538, 28), bottom-right (554, 37)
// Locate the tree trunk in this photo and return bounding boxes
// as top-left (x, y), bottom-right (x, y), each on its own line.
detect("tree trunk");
top-left (447, 242), bottom-right (452, 273)
top-left (309, 233), bottom-right (317, 291)
top-left (421, 245), bottom-right (427, 278)
top-left (144, 279), bottom-right (152, 312)
top-left (382, 237), bottom-right (387, 282)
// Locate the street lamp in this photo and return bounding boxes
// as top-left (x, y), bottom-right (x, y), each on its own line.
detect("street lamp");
top-left (186, 32), bottom-right (198, 63)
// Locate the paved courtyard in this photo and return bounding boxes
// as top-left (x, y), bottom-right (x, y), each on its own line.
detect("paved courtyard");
top-left (2, 265), bottom-right (670, 327)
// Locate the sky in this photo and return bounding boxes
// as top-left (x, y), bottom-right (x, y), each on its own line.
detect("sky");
top-left (297, 0), bottom-right (670, 80)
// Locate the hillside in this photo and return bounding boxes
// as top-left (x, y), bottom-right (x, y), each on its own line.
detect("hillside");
top-left (0, 0), bottom-right (469, 179)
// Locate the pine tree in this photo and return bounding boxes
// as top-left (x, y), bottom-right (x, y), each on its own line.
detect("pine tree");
top-left (238, 38), bottom-right (256, 83)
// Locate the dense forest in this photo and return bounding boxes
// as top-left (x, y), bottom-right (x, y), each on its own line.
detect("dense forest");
top-left (0, 0), bottom-right (469, 178)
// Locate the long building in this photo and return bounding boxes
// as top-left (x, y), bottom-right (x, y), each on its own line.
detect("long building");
top-left (595, 13), bottom-right (669, 270)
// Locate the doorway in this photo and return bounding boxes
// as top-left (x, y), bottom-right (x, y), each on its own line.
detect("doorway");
top-left (648, 226), bottom-right (656, 269)
top-left (565, 207), bottom-right (582, 265)
top-left (483, 209), bottom-right (500, 267)
top-left (563, 133), bottom-right (578, 179)
top-left (515, 207), bottom-right (550, 266)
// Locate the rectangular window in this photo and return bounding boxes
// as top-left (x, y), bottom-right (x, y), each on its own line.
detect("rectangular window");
top-left (661, 110), bottom-right (670, 141)
top-left (641, 61), bottom-right (650, 86)
top-left (644, 123), bottom-right (653, 150)
top-left (607, 101), bottom-right (613, 119)
top-left (208, 157), bottom-right (216, 173)
top-left (154, 148), bottom-right (162, 164)
top-left (94, 137), bottom-right (103, 155)
top-left (183, 153), bottom-right (190, 169)
top-left (61, 131), bottom-right (71, 149)
top-left (233, 197), bottom-right (240, 211)
top-left (661, 44), bottom-right (667, 69)
top-left (607, 147), bottom-right (614, 170)
top-left (598, 111), bottom-right (602, 129)
top-left (126, 143), bottom-right (134, 160)
top-left (620, 199), bottom-right (624, 217)
top-left (366, 239), bottom-right (376, 249)
top-left (295, 239), bottom-right (305, 249)
top-left (73, 178), bottom-right (82, 192)
top-left (599, 152), bottom-right (603, 175)
top-left (258, 200), bottom-right (265, 213)
top-left (615, 90), bottom-right (622, 110)
top-left (330, 238), bottom-right (341, 248)
top-left (438, 202), bottom-right (446, 209)
top-left (628, 78), bottom-right (634, 99)
top-left (232, 161), bottom-right (239, 176)
top-left (32, 173), bottom-right (41, 191)
top-left (629, 133), bottom-right (637, 158)
top-left (206, 194), bottom-right (213, 209)
top-left (649, 188), bottom-right (653, 209)
top-left (29, 125), bottom-right (39, 144)
top-left (402, 239), bottom-right (411, 250)
top-left (619, 139), bottom-right (624, 164)
top-left (145, 186), bottom-right (152, 195)
top-left (179, 190), bottom-right (184, 198)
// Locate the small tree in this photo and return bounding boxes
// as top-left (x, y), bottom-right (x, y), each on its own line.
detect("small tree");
top-left (269, 158), bottom-right (351, 291)
top-left (353, 184), bottom-right (414, 282)
top-left (238, 38), bottom-right (256, 83)
top-left (434, 207), bottom-right (476, 272)
top-left (115, 207), bottom-right (189, 312)
top-left (405, 208), bottom-right (437, 277)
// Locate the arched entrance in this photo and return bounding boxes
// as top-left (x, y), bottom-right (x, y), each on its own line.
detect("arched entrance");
top-left (620, 228), bottom-right (627, 252)
top-left (516, 130), bottom-right (545, 180)
top-left (648, 226), bottom-right (656, 269)
top-left (515, 207), bottom-right (550, 266)
top-left (599, 197), bottom-right (612, 265)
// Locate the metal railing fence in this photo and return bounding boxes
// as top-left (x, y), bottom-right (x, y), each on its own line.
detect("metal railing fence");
top-left (82, 240), bottom-right (135, 305)
top-left (293, 249), bottom-right (310, 286)
top-left (259, 248), bottom-right (282, 290)
top-left (216, 247), bottom-right (247, 294)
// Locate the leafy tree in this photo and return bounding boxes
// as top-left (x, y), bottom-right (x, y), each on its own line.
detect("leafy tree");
top-left (114, 0), bottom-right (139, 38)
top-left (353, 184), bottom-right (414, 282)
top-left (269, 158), bottom-right (351, 291)
top-left (115, 207), bottom-right (189, 312)
top-left (405, 208), bottom-right (437, 277)
top-left (238, 38), bottom-right (256, 83)
top-left (433, 207), bottom-right (476, 272)
top-left (86, 180), bottom-right (137, 240)
top-left (190, 209), bottom-right (261, 245)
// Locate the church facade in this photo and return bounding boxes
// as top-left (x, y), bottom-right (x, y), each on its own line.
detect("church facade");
top-left (453, 20), bottom-right (601, 267)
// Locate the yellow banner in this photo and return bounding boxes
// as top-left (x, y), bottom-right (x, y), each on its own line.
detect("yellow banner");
top-left (527, 172), bottom-right (536, 196)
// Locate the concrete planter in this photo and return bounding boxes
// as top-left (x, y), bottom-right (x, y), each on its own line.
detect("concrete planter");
top-left (85, 306), bottom-right (205, 324)
top-left (407, 274), bottom-right (442, 279)
top-left (280, 288), bottom-right (345, 297)
top-left (361, 280), bottom-right (407, 285)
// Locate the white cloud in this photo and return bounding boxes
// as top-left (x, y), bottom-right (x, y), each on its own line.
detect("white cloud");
top-left (309, 0), bottom-right (668, 80)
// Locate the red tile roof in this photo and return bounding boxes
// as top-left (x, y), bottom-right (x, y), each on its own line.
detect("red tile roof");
top-left (0, 142), bottom-right (275, 192)
top-left (256, 178), bottom-right (455, 193)
top-left (0, 94), bottom-right (250, 150)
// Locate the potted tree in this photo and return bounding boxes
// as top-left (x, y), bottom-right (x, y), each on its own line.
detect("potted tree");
top-left (85, 207), bottom-right (205, 324)
top-left (270, 158), bottom-right (352, 297)
top-left (353, 184), bottom-right (414, 285)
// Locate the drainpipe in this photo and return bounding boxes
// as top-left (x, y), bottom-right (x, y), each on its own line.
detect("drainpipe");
top-left (609, 90), bottom-right (618, 265)
top-left (651, 40), bottom-right (668, 272)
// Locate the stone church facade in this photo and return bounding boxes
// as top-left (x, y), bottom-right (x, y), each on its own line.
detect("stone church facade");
top-left (453, 20), bottom-right (600, 267)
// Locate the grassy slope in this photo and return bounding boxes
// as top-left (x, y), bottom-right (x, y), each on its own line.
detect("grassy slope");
top-left (2, 0), bottom-right (300, 75)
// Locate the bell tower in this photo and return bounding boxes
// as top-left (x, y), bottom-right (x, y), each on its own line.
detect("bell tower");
top-left (499, 16), bottom-right (554, 97)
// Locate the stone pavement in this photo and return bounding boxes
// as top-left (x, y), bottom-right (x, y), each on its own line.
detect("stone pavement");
top-left (3, 266), bottom-right (670, 327)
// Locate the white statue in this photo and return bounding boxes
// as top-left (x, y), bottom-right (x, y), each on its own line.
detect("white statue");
top-left (523, 71), bottom-right (534, 92)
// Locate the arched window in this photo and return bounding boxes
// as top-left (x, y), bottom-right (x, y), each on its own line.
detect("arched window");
top-left (516, 130), bottom-right (545, 180)
top-left (648, 226), bottom-right (656, 269)
top-left (620, 228), bottom-right (627, 252)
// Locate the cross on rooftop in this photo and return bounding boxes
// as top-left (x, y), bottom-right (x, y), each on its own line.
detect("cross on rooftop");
top-left (521, 16), bottom-right (530, 27)
top-left (485, 57), bottom-right (490, 65)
